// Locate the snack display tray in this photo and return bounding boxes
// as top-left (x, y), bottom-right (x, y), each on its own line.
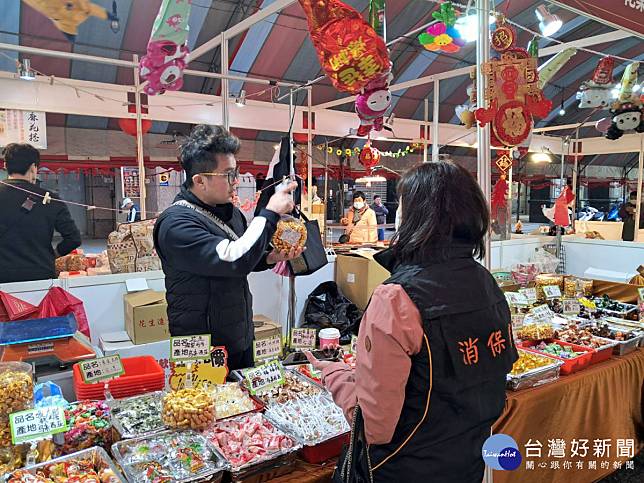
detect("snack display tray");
top-left (581, 324), bottom-right (643, 356)
top-left (6, 446), bottom-right (125, 482)
top-left (506, 350), bottom-right (563, 391)
top-left (517, 340), bottom-right (593, 375)
top-left (111, 429), bottom-right (227, 483)
top-left (203, 413), bottom-right (301, 479)
top-left (109, 391), bottom-right (166, 440)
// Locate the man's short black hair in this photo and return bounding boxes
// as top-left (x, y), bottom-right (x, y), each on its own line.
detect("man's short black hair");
top-left (353, 191), bottom-right (366, 201)
top-left (180, 125), bottom-right (241, 186)
top-left (630, 191), bottom-right (638, 198)
top-left (2, 143), bottom-right (40, 175)
top-left (373, 195), bottom-right (381, 200)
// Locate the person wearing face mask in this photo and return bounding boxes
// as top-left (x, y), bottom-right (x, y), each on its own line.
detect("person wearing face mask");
top-left (341, 191), bottom-right (378, 244)
top-left (153, 125), bottom-right (303, 370)
top-left (0, 143), bottom-right (81, 283)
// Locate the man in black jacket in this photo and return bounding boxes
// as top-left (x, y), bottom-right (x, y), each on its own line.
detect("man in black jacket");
top-left (154, 125), bottom-right (301, 370)
top-left (0, 143), bottom-right (81, 283)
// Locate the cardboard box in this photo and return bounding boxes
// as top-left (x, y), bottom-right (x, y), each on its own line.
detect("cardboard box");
top-left (336, 252), bottom-right (390, 310)
top-left (99, 331), bottom-right (171, 379)
top-left (123, 290), bottom-right (170, 344)
top-left (253, 314), bottom-right (282, 339)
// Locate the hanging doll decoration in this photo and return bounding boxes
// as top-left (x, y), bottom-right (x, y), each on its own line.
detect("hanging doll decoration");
top-left (576, 56), bottom-right (615, 109)
top-left (602, 62), bottom-right (644, 140)
top-left (23, 0), bottom-right (119, 43)
top-left (139, 0), bottom-right (192, 96)
top-left (298, 0), bottom-right (392, 137)
top-left (475, 17), bottom-right (552, 149)
top-left (455, 69), bottom-right (477, 129)
top-left (417, 2), bottom-right (465, 53)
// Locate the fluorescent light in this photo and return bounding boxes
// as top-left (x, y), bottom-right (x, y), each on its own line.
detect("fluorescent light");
top-left (535, 5), bottom-right (562, 37)
top-left (355, 175), bottom-right (386, 184)
top-left (531, 151), bottom-right (552, 163)
top-left (455, 11), bottom-right (497, 43)
top-left (19, 59), bottom-right (35, 80)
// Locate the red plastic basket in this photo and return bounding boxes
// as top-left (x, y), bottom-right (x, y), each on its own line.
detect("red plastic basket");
top-left (588, 344), bottom-right (613, 366)
top-left (518, 339), bottom-right (593, 375)
top-left (301, 432), bottom-right (350, 464)
top-left (73, 355), bottom-right (164, 399)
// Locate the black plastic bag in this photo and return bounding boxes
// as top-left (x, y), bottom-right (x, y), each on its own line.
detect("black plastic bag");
top-left (302, 281), bottom-right (363, 344)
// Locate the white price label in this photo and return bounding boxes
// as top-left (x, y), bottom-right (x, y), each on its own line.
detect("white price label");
top-left (562, 299), bottom-right (581, 316)
top-left (543, 285), bottom-right (562, 300)
top-left (529, 304), bottom-right (554, 323)
top-left (511, 313), bottom-right (526, 329)
top-left (10, 406), bottom-right (68, 444)
top-left (79, 355), bottom-right (124, 383)
top-left (243, 360), bottom-right (285, 395)
top-left (350, 335), bottom-right (358, 355)
top-left (290, 328), bottom-right (316, 349)
top-left (253, 335), bottom-right (282, 361)
top-left (519, 288), bottom-right (538, 304)
top-left (170, 335), bottom-right (211, 362)
top-left (505, 292), bottom-right (529, 307)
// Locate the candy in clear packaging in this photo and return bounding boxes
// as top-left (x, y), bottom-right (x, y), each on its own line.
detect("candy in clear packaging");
top-left (59, 401), bottom-right (112, 455)
top-left (252, 371), bottom-right (322, 405)
top-left (211, 383), bottom-right (257, 420)
top-left (111, 392), bottom-right (164, 438)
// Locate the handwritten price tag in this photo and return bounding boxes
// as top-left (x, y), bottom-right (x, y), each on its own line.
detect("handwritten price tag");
top-left (543, 285), bottom-right (562, 300)
top-left (243, 360), bottom-right (285, 395)
top-left (519, 288), bottom-right (538, 305)
top-left (350, 335), bottom-right (358, 355)
top-left (529, 304), bottom-right (554, 324)
top-left (78, 355), bottom-right (124, 383)
top-left (253, 335), bottom-right (282, 361)
top-left (562, 299), bottom-right (581, 316)
top-left (10, 406), bottom-right (68, 444)
top-left (170, 335), bottom-right (211, 362)
top-left (290, 328), bottom-right (317, 350)
top-left (505, 292), bottom-right (529, 307)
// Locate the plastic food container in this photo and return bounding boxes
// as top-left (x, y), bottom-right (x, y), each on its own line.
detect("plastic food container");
top-left (210, 382), bottom-right (264, 421)
top-left (73, 356), bottom-right (164, 399)
top-left (203, 412), bottom-right (300, 480)
top-left (0, 362), bottom-right (33, 448)
top-left (109, 391), bottom-right (165, 440)
top-left (319, 328), bottom-right (341, 349)
top-left (507, 350), bottom-right (563, 391)
top-left (6, 446), bottom-right (125, 482)
top-left (112, 429), bottom-right (227, 483)
top-left (58, 401), bottom-right (112, 455)
top-left (517, 339), bottom-right (593, 375)
top-left (233, 367), bottom-right (324, 407)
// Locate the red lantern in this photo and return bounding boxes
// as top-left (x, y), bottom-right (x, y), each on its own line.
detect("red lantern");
top-left (359, 144), bottom-right (380, 171)
top-left (293, 132), bottom-right (311, 144)
top-left (118, 118), bottom-right (152, 137)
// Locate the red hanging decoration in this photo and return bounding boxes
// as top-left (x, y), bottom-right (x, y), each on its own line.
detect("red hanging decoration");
top-left (554, 185), bottom-right (575, 227)
top-left (359, 143), bottom-right (381, 171)
top-left (118, 118), bottom-right (152, 137)
top-left (491, 175), bottom-right (508, 211)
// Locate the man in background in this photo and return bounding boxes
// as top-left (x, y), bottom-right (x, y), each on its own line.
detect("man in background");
top-left (620, 191), bottom-right (644, 241)
top-left (0, 143), bottom-right (81, 283)
top-left (372, 195), bottom-right (389, 241)
top-left (121, 197), bottom-right (141, 223)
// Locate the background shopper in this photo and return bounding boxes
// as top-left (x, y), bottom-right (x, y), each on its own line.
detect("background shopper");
top-left (341, 191), bottom-right (377, 244)
top-left (372, 195), bottom-right (389, 241)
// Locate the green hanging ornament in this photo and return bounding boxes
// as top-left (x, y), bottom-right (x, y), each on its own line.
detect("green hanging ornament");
top-left (527, 36), bottom-right (539, 58)
top-left (369, 0), bottom-right (386, 41)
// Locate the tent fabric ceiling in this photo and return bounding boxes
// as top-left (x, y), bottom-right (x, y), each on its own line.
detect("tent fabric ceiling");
top-left (1, 0), bottom-right (642, 168)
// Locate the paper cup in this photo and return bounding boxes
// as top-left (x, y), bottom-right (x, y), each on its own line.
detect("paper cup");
top-left (319, 328), bottom-right (341, 350)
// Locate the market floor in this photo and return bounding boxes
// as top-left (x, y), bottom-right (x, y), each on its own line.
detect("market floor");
top-left (598, 452), bottom-right (643, 482)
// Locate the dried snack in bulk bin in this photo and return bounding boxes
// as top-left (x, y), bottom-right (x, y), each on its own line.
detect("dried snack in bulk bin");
top-left (252, 372), bottom-right (322, 405)
top-left (162, 388), bottom-right (215, 430)
top-left (535, 274), bottom-right (563, 301)
top-left (59, 401), bottom-right (112, 454)
top-left (211, 383), bottom-right (257, 420)
top-left (531, 342), bottom-right (584, 359)
top-left (564, 277), bottom-right (594, 298)
top-left (516, 324), bottom-right (554, 341)
top-left (8, 457), bottom-right (120, 483)
top-left (271, 217), bottom-right (307, 252)
top-left (510, 351), bottom-right (554, 376)
top-left (0, 363), bottom-right (34, 419)
top-left (554, 327), bottom-right (611, 349)
top-left (205, 413), bottom-right (296, 470)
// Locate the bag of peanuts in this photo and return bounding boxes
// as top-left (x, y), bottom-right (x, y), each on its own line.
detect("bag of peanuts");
top-left (271, 215), bottom-right (307, 252)
top-left (107, 219), bottom-right (161, 274)
top-left (162, 388), bottom-right (215, 431)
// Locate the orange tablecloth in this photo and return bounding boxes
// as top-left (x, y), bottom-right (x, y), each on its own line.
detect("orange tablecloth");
top-left (493, 348), bottom-right (644, 483)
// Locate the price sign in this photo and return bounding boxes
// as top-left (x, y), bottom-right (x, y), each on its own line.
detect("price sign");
top-left (543, 285), bottom-right (562, 300)
top-left (511, 313), bottom-right (526, 330)
top-left (519, 288), bottom-right (538, 305)
top-left (563, 299), bottom-right (581, 316)
top-left (78, 355), bottom-right (124, 383)
top-left (243, 360), bottom-right (285, 395)
top-left (170, 335), bottom-right (211, 362)
top-left (290, 328), bottom-right (317, 350)
top-left (505, 292), bottom-right (529, 307)
top-left (253, 335), bottom-right (282, 361)
top-left (10, 406), bottom-right (68, 444)
top-left (529, 304), bottom-right (554, 324)
top-left (350, 335), bottom-right (358, 355)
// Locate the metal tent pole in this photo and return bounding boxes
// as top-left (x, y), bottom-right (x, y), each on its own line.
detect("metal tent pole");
top-left (423, 99), bottom-right (429, 163)
top-left (221, 33), bottom-right (230, 130)
top-left (636, 134), bottom-right (643, 242)
top-left (432, 79), bottom-right (440, 162)
top-left (476, 0), bottom-right (491, 269)
top-left (556, 137), bottom-right (567, 263)
top-left (133, 54), bottom-right (147, 220)
top-left (307, 86), bottom-right (313, 212)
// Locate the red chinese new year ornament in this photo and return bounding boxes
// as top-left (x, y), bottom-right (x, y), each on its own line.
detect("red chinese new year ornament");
top-left (359, 144), bottom-right (381, 171)
top-left (298, 0), bottom-right (389, 94)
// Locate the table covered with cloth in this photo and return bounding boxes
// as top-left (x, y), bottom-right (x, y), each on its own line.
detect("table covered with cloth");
top-left (492, 348), bottom-right (644, 483)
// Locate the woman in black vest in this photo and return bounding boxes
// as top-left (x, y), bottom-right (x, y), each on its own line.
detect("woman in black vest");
top-left (308, 161), bottom-right (519, 482)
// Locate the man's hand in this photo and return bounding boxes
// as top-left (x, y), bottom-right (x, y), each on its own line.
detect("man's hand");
top-left (266, 246), bottom-right (305, 264)
top-left (266, 181), bottom-right (297, 215)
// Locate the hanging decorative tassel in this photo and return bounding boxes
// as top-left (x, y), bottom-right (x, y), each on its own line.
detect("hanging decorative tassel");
top-left (491, 175), bottom-right (508, 211)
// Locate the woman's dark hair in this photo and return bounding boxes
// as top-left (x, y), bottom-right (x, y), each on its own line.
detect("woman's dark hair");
top-left (391, 161), bottom-right (489, 262)
top-left (180, 125), bottom-right (241, 185)
top-left (353, 191), bottom-right (366, 201)
top-left (2, 143), bottom-right (40, 175)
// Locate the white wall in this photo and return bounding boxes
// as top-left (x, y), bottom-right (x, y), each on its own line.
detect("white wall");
top-left (562, 237), bottom-right (644, 279)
